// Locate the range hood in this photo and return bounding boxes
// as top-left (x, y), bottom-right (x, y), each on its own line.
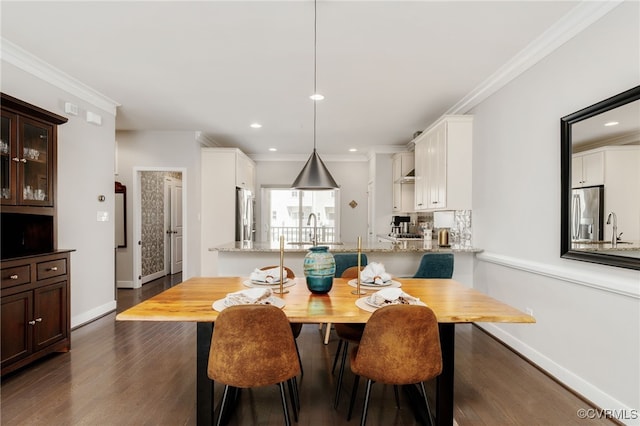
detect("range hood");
top-left (396, 169), bottom-right (415, 184)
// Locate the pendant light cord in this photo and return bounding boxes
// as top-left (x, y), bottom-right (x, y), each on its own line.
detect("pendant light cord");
top-left (313, 0), bottom-right (317, 152)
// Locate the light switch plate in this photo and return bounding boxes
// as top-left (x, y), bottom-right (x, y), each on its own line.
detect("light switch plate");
top-left (97, 211), bottom-right (109, 222)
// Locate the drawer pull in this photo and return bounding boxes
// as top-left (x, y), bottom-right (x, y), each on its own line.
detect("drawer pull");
top-left (47, 266), bottom-right (58, 272)
top-left (10, 274), bottom-right (19, 280)
top-left (28, 320), bottom-right (36, 326)
top-left (35, 317), bottom-right (43, 323)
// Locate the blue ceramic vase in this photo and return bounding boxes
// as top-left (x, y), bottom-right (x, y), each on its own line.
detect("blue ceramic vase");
top-left (303, 246), bottom-right (336, 294)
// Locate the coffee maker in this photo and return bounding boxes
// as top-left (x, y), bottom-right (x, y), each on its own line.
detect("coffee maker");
top-left (390, 215), bottom-right (410, 235)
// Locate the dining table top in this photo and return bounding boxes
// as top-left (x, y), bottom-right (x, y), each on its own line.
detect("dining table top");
top-left (116, 276), bottom-right (536, 325)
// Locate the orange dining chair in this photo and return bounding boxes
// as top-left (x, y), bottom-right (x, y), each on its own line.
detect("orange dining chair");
top-left (261, 266), bottom-right (304, 378)
top-left (321, 254), bottom-right (368, 344)
top-left (208, 304), bottom-right (301, 426)
top-left (346, 304), bottom-right (442, 426)
top-left (332, 265), bottom-right (366, 409)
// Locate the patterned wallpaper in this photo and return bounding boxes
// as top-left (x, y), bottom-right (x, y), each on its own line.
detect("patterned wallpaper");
top-left (140, 171), bottom-right (182, 278)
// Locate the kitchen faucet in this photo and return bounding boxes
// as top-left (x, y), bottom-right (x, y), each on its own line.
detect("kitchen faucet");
top-left (606, 212), bottom-right (617, 248)
top-left (307, 213), bottom-right (318, 246)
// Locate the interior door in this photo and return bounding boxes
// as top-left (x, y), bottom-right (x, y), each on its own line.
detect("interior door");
top-left (170, 182), bottom-right (183, 274)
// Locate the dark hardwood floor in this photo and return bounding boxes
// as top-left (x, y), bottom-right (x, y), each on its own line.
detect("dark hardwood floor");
top-left (1, 274), bottom-right (614, 426)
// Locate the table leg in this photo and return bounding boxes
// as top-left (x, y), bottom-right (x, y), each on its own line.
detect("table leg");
top-left (197, 322), bottom-right (214, 426)
top-left (436, 323), bottom-right (455, 426)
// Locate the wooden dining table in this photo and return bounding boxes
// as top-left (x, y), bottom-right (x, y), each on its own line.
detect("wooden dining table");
top-left (116, 276), bottom-right (535, 426)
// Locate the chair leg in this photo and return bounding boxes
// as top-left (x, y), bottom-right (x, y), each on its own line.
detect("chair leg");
top-left (294, 377), bottom-right (301, 413)
top-left (360, 379), bottom-right (374, 426)
top-left (332, 339), bottom-right (343, 374)
top-left (216, 385), bottom-right (231, 426)
top-left (278, 382), bottom-right (292, 426)
top-left (333, 341), bottom-right (349, 409)
top-left (286, 379), bottom-right (299, 423)
top-left (394, 385), bottom-right (400, 408)
top-left (347, 375), bottom-right (360, 421)
top-left (324, 322), bottom-right (332, 344)
top-left (294, 339), bottom-right (304, 377)
top-left (420, 382), bottom-right (435, 426)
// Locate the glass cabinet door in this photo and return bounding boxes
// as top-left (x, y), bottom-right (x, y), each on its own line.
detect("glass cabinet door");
top-left (20, 117), bottom-right (53, 206)
top-left (1, 111), bottom-right (17, 204)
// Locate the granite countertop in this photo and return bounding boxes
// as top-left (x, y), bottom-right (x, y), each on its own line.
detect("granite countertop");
top-left (210, 240), bottom-right (483, 253)
top-left (571, 240), bottom-right (640, 252)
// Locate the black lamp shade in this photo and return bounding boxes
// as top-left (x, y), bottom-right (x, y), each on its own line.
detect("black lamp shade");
top-left (291, 149), bottom-right (339, 190)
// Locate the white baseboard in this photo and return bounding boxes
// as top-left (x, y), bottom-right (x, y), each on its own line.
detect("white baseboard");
top-left (476, 323), bottom-right (636, 422)
top-left (71, 300), bottom-right (117, 329)
top-left (117, 280), bottom-right (134, 288)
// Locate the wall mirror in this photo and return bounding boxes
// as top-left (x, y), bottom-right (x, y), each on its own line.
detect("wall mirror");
top-left (561, 85), bottom-right (640, 270)
top-left (115, 181), bottom-right (127, 248)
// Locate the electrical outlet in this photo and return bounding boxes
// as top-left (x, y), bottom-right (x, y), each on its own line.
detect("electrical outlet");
top-left (525, 307), bottom-right (534, 317)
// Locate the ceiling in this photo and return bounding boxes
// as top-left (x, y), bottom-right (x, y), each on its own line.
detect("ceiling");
top-left (1, 1), bottom-right (581, 157)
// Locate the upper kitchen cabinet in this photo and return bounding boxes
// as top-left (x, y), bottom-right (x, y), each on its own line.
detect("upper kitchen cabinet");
top-left (236, 150), bottom-right (255, 192)
top-left (392, 152), bottom-right (414, 213)
top-left (571, 150), bottom-right (604, 188)
top-left (414, 115), bottom-right (473, 211)
top-left (1, 94), bottom-right (66, 211)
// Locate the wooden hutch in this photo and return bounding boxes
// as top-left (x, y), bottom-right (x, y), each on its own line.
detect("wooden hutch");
top-left (1, 93), bottom-right (73, 376)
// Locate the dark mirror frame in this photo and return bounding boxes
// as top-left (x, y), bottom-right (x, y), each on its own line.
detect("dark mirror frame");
top-left (115, 181), bottom-right (127, 248)
top-left (560, 85), bottom-right (640, 271)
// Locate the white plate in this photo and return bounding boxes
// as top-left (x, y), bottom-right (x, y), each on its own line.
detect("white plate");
top-left (212, 296), bottom-right (286, 312)
top-left (355, 297), bottom-right (426, 313)
top-left (348, 278), bottom-right (401, 289)
top-left (244, 278), bottom-right (295, 288)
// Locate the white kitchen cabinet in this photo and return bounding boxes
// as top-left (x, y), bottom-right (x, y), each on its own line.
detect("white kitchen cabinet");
top-left (392, 152), bottom-right (414, 213)
top-left (414, 138), bottom-right (427, 210)
top-left (601, 146), bottom-right (640, 242)
top-left (236, 150), bottom-right (255, 191)
top-left (414, 115), bottom-right (473, 211)
top-left (201, 148), bottom-right (255, 275)
top-left (572, 151), bottom-right (604, 188)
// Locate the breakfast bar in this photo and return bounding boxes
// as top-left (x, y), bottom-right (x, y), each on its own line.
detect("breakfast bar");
top-left (209, 240), bottom-right (482, 285)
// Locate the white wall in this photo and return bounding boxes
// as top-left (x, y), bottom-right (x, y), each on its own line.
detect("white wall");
top-left (115, 131), bottom-right (201, 285)
top-left (471, 2), bottom-right (639, 419)
top-left (254, 159), bottom-right (369, 243)
top-left (1, 61), bottom-right (118, 328)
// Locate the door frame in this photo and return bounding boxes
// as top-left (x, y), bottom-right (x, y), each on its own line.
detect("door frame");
top-left (133, 167), bottom-right (188, 289)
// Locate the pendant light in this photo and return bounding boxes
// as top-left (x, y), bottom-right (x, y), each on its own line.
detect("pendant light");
top-left (291, 0), bottom-right (339, 190)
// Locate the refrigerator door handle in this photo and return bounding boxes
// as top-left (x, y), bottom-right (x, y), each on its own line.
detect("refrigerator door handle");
top-left (572, 193), bottom-right (581, 240)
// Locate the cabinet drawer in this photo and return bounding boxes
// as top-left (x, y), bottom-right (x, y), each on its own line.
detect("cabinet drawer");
top-left (1, 265), bottom-right (31, 289)
top-left (36, 259), bottom-right (67, 281)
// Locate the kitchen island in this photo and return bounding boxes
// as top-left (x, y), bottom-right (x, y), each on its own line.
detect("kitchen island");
top-left (208, 240), bottom-right (482, 286)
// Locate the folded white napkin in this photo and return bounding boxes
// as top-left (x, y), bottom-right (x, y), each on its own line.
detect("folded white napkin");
top-left (250, 267), bottom-right (287, 283)
top-left (368, 288), bottom-right (420, 307)
top-left (360, 262), bottom-right (392, 284)
top-left (225, 288), bottom-right (273, 306)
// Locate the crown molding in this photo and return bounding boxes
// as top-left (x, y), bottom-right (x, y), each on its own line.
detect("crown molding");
top-left (445, 0), bottom-right (624, 115)
top-left (1, 37), bottom-right (120, 116)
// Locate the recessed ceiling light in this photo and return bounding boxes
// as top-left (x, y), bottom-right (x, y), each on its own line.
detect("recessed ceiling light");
top-left (310, 93), bottom-right (324, 101)
top-left (604, 121), bottom-right (619, 127)
top-left (250, 123), bottom-right (262, 128)
top-left (269, 148), bottom-right (277, 152)
top-left (349, 148), bottom-right (357, 152)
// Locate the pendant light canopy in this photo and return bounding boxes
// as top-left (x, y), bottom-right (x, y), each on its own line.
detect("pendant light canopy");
top-left (291, 0), bottom-right (339, 190)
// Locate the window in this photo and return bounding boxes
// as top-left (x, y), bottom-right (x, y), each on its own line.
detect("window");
top-left (264, 188), bottom-right (339, 243)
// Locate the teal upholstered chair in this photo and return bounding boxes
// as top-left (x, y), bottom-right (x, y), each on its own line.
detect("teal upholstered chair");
top-left (319, 253), bottom-right (368, 344)
top-left (334, 253), bottom-right (368, 278)
top-left (412, 253), bottom-right (454, 279)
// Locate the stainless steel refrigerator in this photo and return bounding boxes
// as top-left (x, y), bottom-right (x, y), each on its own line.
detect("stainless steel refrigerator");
top-left (235, 187), bottom-right (255, 242)
top-left (571, 185), bottom-right (604, 242)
